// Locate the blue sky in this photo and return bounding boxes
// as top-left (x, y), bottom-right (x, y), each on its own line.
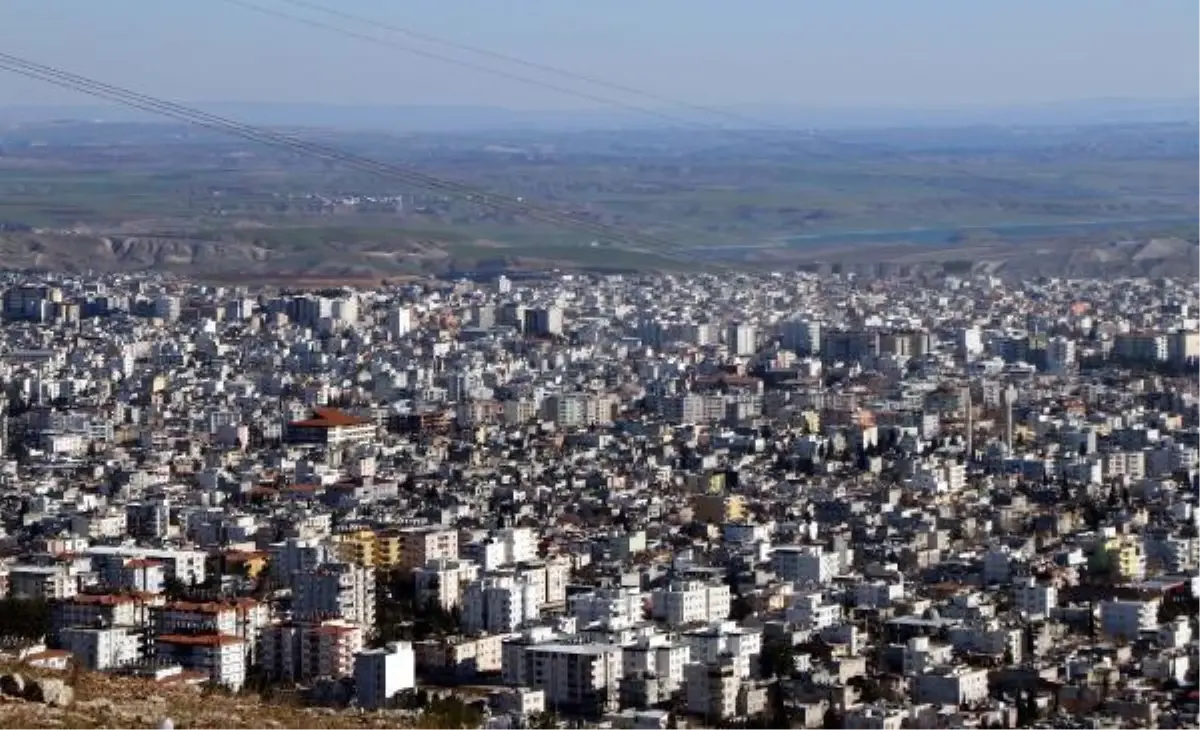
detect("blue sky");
top-left (0, 0), bottom-right (1196, 110)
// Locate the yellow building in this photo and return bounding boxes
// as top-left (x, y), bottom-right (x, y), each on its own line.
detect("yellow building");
top-left (797, 409), bottom-right (820, 434)
top-left (375, 532), bottom-right (403, 567)
top-left (224, 550), bottom-right (268, 579)
top-left (693, 494), bottom-right (746, 524)
top-left (1112, 541), bottom-right (1147, 581)
top-left (1094, 536), bottom-right (1148, 581)
top-left (334, 530), bottom-right (380, 568)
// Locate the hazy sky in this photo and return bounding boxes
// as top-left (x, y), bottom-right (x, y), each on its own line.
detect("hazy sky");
top-left (0, 0), bottom-right (1196, 110)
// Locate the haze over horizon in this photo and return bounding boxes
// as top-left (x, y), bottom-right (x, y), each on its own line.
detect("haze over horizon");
top-left (0, 0), bottom-right (1196, 123)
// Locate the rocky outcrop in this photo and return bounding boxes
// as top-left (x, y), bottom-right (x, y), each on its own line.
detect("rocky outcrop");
top-left (0, 673), bottom-right (74, 708)
top-left (0, 673), bottom-right (25, 698)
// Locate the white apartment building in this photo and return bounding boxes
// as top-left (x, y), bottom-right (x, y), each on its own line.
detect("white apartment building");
top-left (902, 637), bottom-right (954, 676)
top-left (681, 622), bottom-right (762, 680)
top-left (948, 622), bottom-right (1023, 663)
top-left (621, 635), bottom-right (691, 695)
top-left (913, 667), bottom-right (990, 707)
top-left (471, 528), bottom-right (538, 570)
top-left (151, 599), bottom-right (270, 661)
top-left (570, 587), bottom-right (646, 629)
top-left (462, 573), bottom-right (541, 634)
top-left (685, 658), bottom-right (741, 721)
top-left (51, 593), bottom-right (158, 636)
top-left (355, 642), bottom-right (416, 710)
top-left (854, 579), bottom-right (905, 609)
top-left (649, 581), bottom-right (731, 627)
top-left (1099, 599), bottom-right (1160, 640)
top-left (153, 601), bottom-right (237, 634)
top-left (414, 558), bottom-right (480, 611)
top-left (910, 461), bottom-right (967, 494)
top-left (1012, 577), bottom-right (1057, 620)
top-left (59, 626), bottom-right (143, 670)
top-left (156, 634), bottom-right (247, 691)
top-left (727, 322), bottom-right (757, 356)
top-left (86, 546), bottom-right (207, 586)
top-left (534, 558), bottom-right (570, 608)
top-left (1103, 451), bottom-right (1146, 481)
top-left (771, 545), bottom-right (841, 585)
top-left (785, 591), bottom-right (843, 631)
top-left (8, 564), bottom-right (78, 601)
top-left (844, 706), bottom-right (906, 730)
top-left (506, 642), bottom-right (623, 715)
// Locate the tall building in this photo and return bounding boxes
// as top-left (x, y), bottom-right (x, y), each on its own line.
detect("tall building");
top-left (781, 319), bottom-right (821, 355)
top-left (286, 295), bottom-right (333, 328)
top-left (958, 327), bottom-right (983, 361)
top-left (1045, 336), bottom-right (1076, 375)
top-left (1001, 386), bottom-right (1018, 450)
top-left (502, 642), bottom-right (623, 716)
top-left (727, 322), bottom-right (757, 356)
top-left (355, 642), bottom-right (416, 709)
top-left (292, 563), bottom-right (376, 632)
top-left (153, 295), bottom-right (181, 322)
top-left (524, 306), bottom-right (564, 337)
top-left (1168, 330), bottom-right (1200, 366)
top-left (156, 634), bottom-right (247, 690)
top-left (259, 620), bottom-right (364, 682)
top-left (387, 307), bottom-right (412, 337)
top-left (462, 573), bottom-right (541, 634)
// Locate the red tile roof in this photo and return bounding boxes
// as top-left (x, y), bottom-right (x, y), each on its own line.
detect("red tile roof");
top-left (70, 593), bottom-right (139, 606)
top-left (158, 633), bottom-right (245, 647)
top-left (123, 558), bottom-right (164, 570)
top-left (289, 407), bottom-right (370, 429)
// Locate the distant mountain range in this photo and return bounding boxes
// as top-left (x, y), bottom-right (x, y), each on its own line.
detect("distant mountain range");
top-left (1, 97), bottom-right (1196, 132)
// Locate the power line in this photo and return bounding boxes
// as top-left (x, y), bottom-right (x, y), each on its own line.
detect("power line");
top-left (272, 0), bottom-right (794, 133)
top-left (220, 0), bottom-right (711, 133)
top-left (0, 51), bottom-right (698, 262)
top-left (220, 0), bottom-right (878, 166)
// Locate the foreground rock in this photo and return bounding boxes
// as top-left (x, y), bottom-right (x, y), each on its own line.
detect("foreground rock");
top-left (22, 678), bottom-right (74, 708)
top-left (0, 673), bottom-right (25, 698)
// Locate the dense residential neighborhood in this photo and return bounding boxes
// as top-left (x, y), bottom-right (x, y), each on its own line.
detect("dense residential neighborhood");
top-left (0, 269), bottom-right (1196, 729)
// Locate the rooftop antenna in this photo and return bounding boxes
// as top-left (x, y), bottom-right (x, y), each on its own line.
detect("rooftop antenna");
top-left (964, 382), bottom-right (973, 462)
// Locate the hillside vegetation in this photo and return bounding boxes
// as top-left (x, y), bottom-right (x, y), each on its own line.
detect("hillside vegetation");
top-left (0, 663), bottom-right (476, 730)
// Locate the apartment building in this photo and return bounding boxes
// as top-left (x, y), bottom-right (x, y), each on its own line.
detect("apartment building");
top-left (156, 634), bottom-right (247, 690)
top-left (59, 626), bottom-right (144, 670)
top-left (650, 581), bottom-right (731, 627)
top-left (355, 642), bottom-right (416, 710)
top-left (504, 642), bottom-right (623, 716)
top-left (414, 558), bottom-right (480, 611)
top-left (292, 563), bottom-right (376, 631)
top-left (462, 573), bottom-right (541, 635)
top-left (259, 620), bottom-right (364, 682)
top-left (51, 593), bottom-right (161, 636)
top-left (394, 527), bottom-right (459, 572)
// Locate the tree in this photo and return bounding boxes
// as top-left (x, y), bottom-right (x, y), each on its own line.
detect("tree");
top-left (528, 711), bottom-right (559, 729)
top-left (821, 707), bottom-right (841, 729)
top-left (760, 641), bottom-right (797, 680)
top-left (730, 595), bottom-right (755, 621)
top-left (0, 598), bottom-right (50, 641)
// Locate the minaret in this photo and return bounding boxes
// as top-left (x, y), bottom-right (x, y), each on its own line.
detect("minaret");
top-left (962, 384), bottom-right (973, 461)
top-left (1002, 385), bottom-right (1018, 450)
